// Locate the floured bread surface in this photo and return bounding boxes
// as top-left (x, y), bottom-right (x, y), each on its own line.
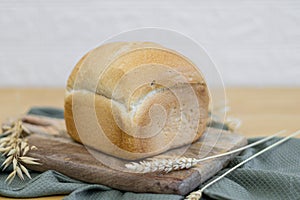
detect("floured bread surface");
top-left (64, 42), bottom-right (209, 160)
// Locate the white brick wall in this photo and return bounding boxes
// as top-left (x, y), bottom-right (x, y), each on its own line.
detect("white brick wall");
top-left (0, 0), bottom-right (300, 87)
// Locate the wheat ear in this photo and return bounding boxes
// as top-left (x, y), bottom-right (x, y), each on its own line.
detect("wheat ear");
top-left (125, 130), bottom-right (286, 173)
top-left (185, 130), bottom-right (300, 200)
top-left (0, 120), bottom-right (41, 184)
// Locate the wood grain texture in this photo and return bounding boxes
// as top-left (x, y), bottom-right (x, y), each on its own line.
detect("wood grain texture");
top-left (23, 126), bottom-right (246, 195)
top-left (0, 87), bottom-right (299, 200)
top-left (226, 88), bottom-right (300, 136)
top-left (1, 113), bottom-right (247, 196)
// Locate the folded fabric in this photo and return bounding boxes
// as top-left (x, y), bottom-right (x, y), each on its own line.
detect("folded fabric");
top-left (0, 107), bottom-right (299, 200)
top-left (203, 137), bottom-right (300, 200)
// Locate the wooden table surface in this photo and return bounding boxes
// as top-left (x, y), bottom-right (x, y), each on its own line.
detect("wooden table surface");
top-left (0, 87), bottom-right (299, 200)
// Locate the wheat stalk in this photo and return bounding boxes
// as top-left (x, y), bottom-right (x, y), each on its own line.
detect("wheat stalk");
top-left (224, 117), bottom-right (242, 132)
top-left (0, 120), bottom-right (41, 184)
top-left (126, 157), bottom-right (199, 173)
top-left (125, 130), bottom-right (286, 173)
top-left (185, 130), bottom-right (300, 200)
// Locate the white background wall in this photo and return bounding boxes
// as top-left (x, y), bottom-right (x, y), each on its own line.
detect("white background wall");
top-left (0, 0), bottom-right (300, 87)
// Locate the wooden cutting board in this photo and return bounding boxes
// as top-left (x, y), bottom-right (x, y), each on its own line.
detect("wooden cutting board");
top-left (8, 115), bottom-right (247, 195)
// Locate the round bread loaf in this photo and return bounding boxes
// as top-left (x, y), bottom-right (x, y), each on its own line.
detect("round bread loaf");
top-left (64, 42), bottom-right (209, 160)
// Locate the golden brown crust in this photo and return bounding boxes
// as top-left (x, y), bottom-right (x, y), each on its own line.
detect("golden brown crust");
top-left (66, 52), bottom-right (90, 91)
top-left (64, 42), bottom-right (210, 160)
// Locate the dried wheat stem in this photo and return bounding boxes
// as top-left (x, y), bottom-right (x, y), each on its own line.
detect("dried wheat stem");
top-left (196, 130), bottom-right (286, 163)
top-left (185, 130), bottom-right (300, 200)
top-left (126, 157), bottom-right (198, 173)
top-left (0, 120), bottom-right (40, 184)
top-left (125, 130), bottom-right (286, 173)
top-left (225, 117), bottom-right (242, 131)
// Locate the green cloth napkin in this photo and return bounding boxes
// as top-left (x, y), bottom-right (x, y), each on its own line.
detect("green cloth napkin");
top-left (0, 107), bottom-right (299, 200)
